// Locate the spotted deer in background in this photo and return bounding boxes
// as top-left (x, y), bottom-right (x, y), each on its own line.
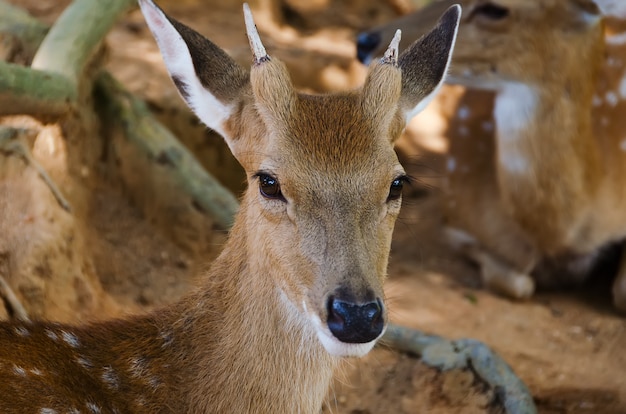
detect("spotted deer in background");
top-left (357, 0), bottom-right (626, 311)
top-left (0, 0), bottom-right (461, 412)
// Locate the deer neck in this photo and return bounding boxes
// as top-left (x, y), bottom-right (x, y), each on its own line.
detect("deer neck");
top-left (178, 201), bottom-right (337, 413)
top-left (493, 79), bottom-right (600, 253)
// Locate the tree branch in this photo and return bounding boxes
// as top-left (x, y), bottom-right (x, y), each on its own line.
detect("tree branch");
top-left (0, 61), bottom-right (76, 118)
top-left (31, 0), bottom-right (136, 85)
top-left (381, 324), bottom-right (537, 414)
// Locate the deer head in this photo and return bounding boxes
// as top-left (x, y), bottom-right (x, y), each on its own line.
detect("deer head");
top-left (139, 0), bottom-right (460, 357)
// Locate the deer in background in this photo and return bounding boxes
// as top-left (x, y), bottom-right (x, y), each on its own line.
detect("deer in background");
top-left (0, 1), bottom-right (460, 412)
top-left (357, 0), bottom-right (626, 311)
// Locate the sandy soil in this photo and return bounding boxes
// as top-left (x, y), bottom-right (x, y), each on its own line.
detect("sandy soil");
top-left (2, 0), bottom-right (625, 413)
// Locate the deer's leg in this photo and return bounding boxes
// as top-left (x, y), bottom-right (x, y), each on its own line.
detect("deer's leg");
top-left (445, 227), bottom-right (535, 299)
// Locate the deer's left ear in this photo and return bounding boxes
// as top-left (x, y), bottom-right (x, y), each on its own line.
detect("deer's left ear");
top-left (398, 5), bottom-right (461, 124)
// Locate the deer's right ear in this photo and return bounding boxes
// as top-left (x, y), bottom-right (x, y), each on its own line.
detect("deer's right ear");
top-left (138, 0), bottom-right (250, 150)
top-left (398, 5), bottom-right (461, 123)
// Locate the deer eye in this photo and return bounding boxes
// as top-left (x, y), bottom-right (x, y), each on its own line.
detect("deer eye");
top-left (387, 176), bottom-right (407, 202)
top-left (471, 2), bottom-right (509, 21)
top-left (256, 173), bottom-right (285, 201)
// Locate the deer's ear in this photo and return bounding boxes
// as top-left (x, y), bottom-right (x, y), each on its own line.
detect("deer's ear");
top-left (398, 5), bottom-right (461, 123)
top-left (139, 0), bottom-right (250, 149)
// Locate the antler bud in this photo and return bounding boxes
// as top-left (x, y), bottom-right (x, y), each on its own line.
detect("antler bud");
top-left (243, 3), bottom-right (269, 64)
top-left (381, 29), bottom-right (401, 66)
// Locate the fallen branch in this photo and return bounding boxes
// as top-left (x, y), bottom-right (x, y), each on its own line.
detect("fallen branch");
top-left (0, 126), bottom-right (72, 212)
top-left (381, 324), bottom-right (537, 414)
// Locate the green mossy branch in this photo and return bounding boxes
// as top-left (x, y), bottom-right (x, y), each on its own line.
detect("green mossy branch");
top-left (0, 60), bottom-right (76, 118)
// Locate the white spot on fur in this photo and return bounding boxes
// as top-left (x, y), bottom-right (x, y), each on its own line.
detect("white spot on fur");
top-left (76, 356), bottom-right (93, 369)
top-left (447, 156), bottom-right (456, 172)
top-left (605, 91), bottom-right (619, 107)
top-left (620, 139), bottom-right (626, 151)
top-left (30, 368), bottom-right (44, 376)
top-left (61, 330), bottom-right (80, 348)
top-left (457, 105), bottom-right (471, 120)
top-left (39, 409), bottom-right (57, 414)
top-left (45, 329), bottom-right (58, 341)
top-left (87, 402), bottom-right (101, 414)
top-left (102, 366), bottom-right (119, 390)
top-left (15, 326), bottom-right (29, 336)
top-left (68, 408), bottom-right (80, 414)
top-left (12, 365), bottom-right (26, 377)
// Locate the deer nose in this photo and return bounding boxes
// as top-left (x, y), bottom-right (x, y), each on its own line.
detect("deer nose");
top-left (326, 296), bottom-right (385, 343)
top-left (356, 32), bottom-right (381, 64)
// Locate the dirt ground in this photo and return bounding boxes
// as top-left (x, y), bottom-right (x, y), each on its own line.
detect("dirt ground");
top-left (2, 0), bottom-right (626, 413)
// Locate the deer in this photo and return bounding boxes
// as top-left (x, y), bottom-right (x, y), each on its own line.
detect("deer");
top-left (356, 0), bottom-right (626, 311)
top-left (0, 1), bottom-right (460, 412)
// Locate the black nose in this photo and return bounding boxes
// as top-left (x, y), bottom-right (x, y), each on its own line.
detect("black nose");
top-left (327, 296), bottom-right (384, 343)
top-left (356, 32), bottom-right (382, 64)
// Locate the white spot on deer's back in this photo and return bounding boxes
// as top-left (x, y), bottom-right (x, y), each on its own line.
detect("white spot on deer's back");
top-left (447, 157), bottom-right (456, 172)
top-left (15, 326), bottom-right (29, 336)
top-left (61, 330), bottom-right (80, 348)
top-left (12, 365), bottom-right (26, 377)
top-left (457, 105), bottom-right (471, 120)
top-left (76, 356), bottom-right (93, 370)
top-left (30, 368), bottom-right (44, 376)
top-left (605, 91), bottom-right (619, 107)
top-left (620, 139), bottom-right (626, 151)
top-left (102, 366), bottom-right (119, 390)
top-left (39, 409), bottom-right (57, 414)
top-left (45, 329), bottom-right (58, 341)
top-left (87, 402), bottom-right (101, 413)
